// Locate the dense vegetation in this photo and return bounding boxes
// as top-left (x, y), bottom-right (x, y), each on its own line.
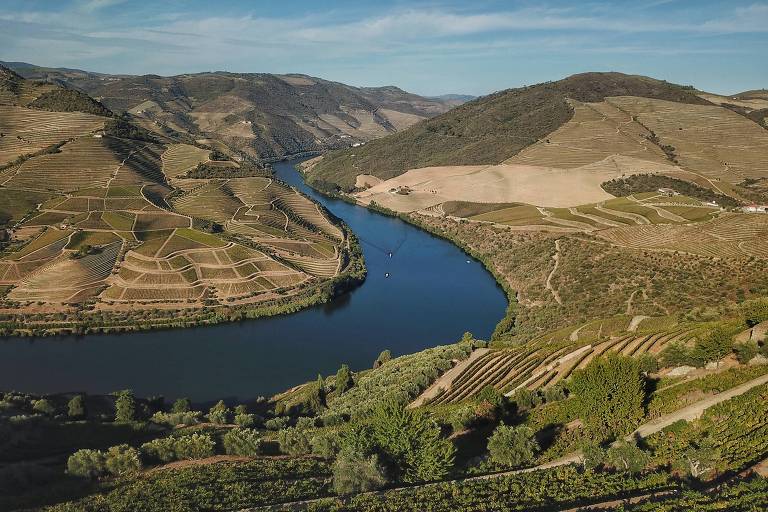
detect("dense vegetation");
top-left (602, 174), bottom-right (742, 208)
top-left (183, 161), bottom-right (268, 179)
top-left (310, 72), bottom-right (710, 190)
top-left (29, 89), bottom-right (113, 117)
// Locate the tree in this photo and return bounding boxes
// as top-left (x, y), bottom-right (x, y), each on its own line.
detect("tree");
top-left (741, 298), bottom-right (768, 327)
top-left (223, 428), bottom-right (264, 456)
top-left (335, 364), bottom-right (354, 395)
top-left (114, 390), bottom-right (136, 423)
top-left (487, 424), bottom-right (539, 468)
top-left (673, 446), bottom-right (723, 480)
top-left (605, 440), bottom-right (650, 474)
top-left (32, 398), bottom-right (55, 416)
top-left (307, 375), bottom-right (326, 414)
top-left (104, 445), bottom-right (141, 475)
top-left (733, 342), bottom-right (759, 364)
top-left (171, 397), bottom-right (191, 413)
top-left (67, 449), bottom-right (106, 479)
top-left (368, 401), bottom-right (455, 483)
top-left (569, 354), bottom-right (645, 441)
top-left (691, 326), bottom-right (734, 366)
top-left (332, 452), bottom-right (389, 495)
top-left (208, 400), bottom-right (231, 425)
top-left (66, 395), bottom-right (86, 419)
top-left (373, 350), bottom-right (391, 369)
top-left (278, 427), bottom-right (312, 456)
top-left (174, 433), bottom-right (215, 460)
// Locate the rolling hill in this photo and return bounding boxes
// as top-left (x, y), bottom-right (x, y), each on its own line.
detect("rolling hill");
top-left (2, 61), bottom-right (464, 163)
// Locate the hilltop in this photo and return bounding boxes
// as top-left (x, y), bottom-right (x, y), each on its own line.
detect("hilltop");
top-left (2, 61), bottom-right (465, 162)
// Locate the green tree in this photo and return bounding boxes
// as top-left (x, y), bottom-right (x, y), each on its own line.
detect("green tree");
top-left (605, 440), bottom-right (650, 474)
top-left (114, 390), bottom-right (136, 423)
top-left (278, 427), bottom-right (312, 456)
top-left (335, 364), bottom-right (354, 395)
top-left (104, 445), bottom-right (142, 475)
top-left (691, 325), bottom-right (734, 365)
top-left (487, 424), bottom-right (539, 468)
top-left (32, 398), bottom-right (55, 416)
top-left (171, 397), bottom-right (191, 413)
top-left (373, 350), bottom-right (392, 369)
top-left (174, 433), bottom-right (215, 460)
top-left (208, 400), bottom-right (231, 425)
top-left (67, 449), bottom-right (106, 479)
top-left (570, 354), bottom-right (645, 441)
top-left (223, 428), bottom-right (264, 456)
top-left (311, 431), bottom-right (341, 459)
top-left (333, 452), bottom-right (389, 495)
top-left (368, 401), bottom-right (455, 483)
top-left (68, 395), bottom-right (86, 419)
top-left (741, 298), bottom-right (768, 327)
top-left (733, 342), bottom-right (759, 364)
top-left (307, 375), bottom-right (326, 414)
top-left (673, 446), bottom-right (723, 480)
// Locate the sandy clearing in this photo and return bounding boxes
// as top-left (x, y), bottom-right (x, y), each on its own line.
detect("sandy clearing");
top-left (355, 174), bottom-right (383, 189)
top-left (354, 155), bottom-right (684, 212)
top-left (378, 108), bottom-right (427, 131)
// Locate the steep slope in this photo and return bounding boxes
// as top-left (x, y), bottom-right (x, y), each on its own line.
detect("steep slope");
top-left (308, 72), bottom-right (711, 190)
top-left (3, 62), bottom-right (462, 162)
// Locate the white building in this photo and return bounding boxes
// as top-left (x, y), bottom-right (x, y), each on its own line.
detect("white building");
top-left (743, 204), bottom-right (768, 213)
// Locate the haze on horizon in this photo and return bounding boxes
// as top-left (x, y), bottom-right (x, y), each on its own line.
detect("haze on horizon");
top-left (1, 0), bottom-right (766, 97)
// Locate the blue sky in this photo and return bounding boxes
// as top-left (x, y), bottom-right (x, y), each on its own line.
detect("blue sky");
top-left (1, 0), bottom-right (766, 96)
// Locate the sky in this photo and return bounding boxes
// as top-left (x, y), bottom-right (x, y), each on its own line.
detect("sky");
top-left (1, 0), bottom-right (766, 96)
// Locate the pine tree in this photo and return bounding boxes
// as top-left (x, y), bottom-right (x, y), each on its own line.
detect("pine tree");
top-left (335, 364), bottom-right (354, 395)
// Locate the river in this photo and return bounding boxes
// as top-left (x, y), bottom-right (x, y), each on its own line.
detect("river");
top-left (0, 160), bottom-right (507, 402)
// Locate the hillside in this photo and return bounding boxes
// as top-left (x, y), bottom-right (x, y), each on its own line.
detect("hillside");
top-left (308, 72), bottom-right (713, 190)
top-left (3, 62), bottom-right (463, 163)
top-left (0, 71), bottom-right (364, 335)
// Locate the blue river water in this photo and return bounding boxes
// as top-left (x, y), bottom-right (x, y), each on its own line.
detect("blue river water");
top-left (0, 160), bottom-right (507, 402)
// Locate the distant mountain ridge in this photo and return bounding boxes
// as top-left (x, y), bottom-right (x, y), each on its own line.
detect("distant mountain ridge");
top-left (2, 61), bottom-right (469, 161)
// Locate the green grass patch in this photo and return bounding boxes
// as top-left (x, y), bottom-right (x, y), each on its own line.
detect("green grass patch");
top-left (102, 211), bottom-right (136, 231)
top-left (175, 228), bottom-right (227, 248)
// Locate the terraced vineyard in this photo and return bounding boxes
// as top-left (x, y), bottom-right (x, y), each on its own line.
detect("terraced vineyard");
top-left (421, 321), bottom-right (703, 405)
top-left (0, 92), bottom-right (352, 332)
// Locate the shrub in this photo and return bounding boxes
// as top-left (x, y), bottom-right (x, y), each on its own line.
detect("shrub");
top-left (320, 412), bottom-right (346, 427)
top-left (222, 428), bottom-right (264, 456)
top-left (234, 413), bottom-right (261, 428)
top-left (449, 405), bottom-right (477, 433)
top-left (741, 298), bottom-right (768, 327)
top-left (150, 410), bottom-right (202, 427)
top-left (265, 416), bottom-right (290, 431)
top-left (141, 437), bottom-right (177, 463)
top-left (510, 388), bottom-right (541, 410)
top-left (332, 452), bottom-right (389, 495)
top-left (605, 441), bottom-right (650, 474)
top-left (487, 424), bottom-right (539, 468)
top-left (335, 364), bottom-right (354, 395)
top-left (104, 444), bottom-right (142, 475)
top-left (171, 398), bottom-right (191, 413)
top-left (690, 326), bottom-right (735, 365)
top-left (373, 350), bottom-right (391, 369)
top-left (733, 342), bottom-right (759, 364)
top-left (208, 400), bottom-right (231, 425)
top-left (637, 354), bottom-right (659, 374)
top-left (67, 449), bottom-right (106, 479)
top-left (32, 398), bottom-right (55, 416)
top-left (296, 416), bottom-right (317, 430)
top-left (570, 354), bottom-right (645, 441)
top-left (310, 432), bottom-right (341, 459)
top-left (278, 427), bottom-right (312, 456)
top-left (68, 395), bottom-right (86, 419)
top-left (174, 433), bottom-right (215, 460)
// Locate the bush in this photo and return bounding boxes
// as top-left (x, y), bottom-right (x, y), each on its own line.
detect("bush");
top-left (104, 444), bottom-right (142, 475)
top-left (332, 452), bottom-right (389, 495)
top-left (171, 398), bottom-right (191, 413)
top-left (690, 326), bottom-right (734, 365)
top-left (208, 400), bottom-right (231, 425)
top-left (449, 405), bottom-right (477, 433)
top-left (278, 427), bottom-right (312, 456)
top-left (733, 342), bottom-right (759, 364)
top-left (373, 350), bottom-right (391, 369)
top-left (222, 428), bottom-right (264, 456)
top-left (605, 441), bottom-right (650, 474)
top-left (741, 298), bottom-right (768, 327)
top-left (234, 413), bottom-right (261, 428)
top-left (67, 449), bottom-right (106, 479)
top-left (310, 432), bottom-right (341, 459)
top-left (150, 410), bottom-right (202, 427)
top-left (265, 416), bottom-right (290, 431)
top-left (487, 424), bottom-right (539, 468)
top-left (32, 398), bottom-right (55, 416)
top-left (320, 412), bottom-right (346, 427)
top-left (141, 437), bottom-right (177, 463)
top-left (637, 354), bottom-right (659, 374)
top-left (335, 364), bottom-right (354, 395)
top-left (68, 395), bottom-right (86, 419)
top-left (174, 433), bottom-right (215, 460)
top-left (296, 416), bottom-right (317, 430)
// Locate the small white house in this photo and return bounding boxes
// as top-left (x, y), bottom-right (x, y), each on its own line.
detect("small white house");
top-left (743, 204), bottom-right (768, 213)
